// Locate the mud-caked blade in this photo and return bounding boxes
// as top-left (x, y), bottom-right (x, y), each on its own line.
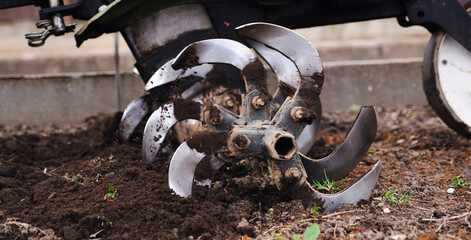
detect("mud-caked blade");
top-left (236, 23), bottom-right (322, 77)
top-left (241, 36), bottom-right (322, 154)
top-left (142, 101), bottom-right (201, 163)
top-left (168, 141), bottom-right (206, 197)
top-left (145, 60), bottom-right (214, 91)
top-left (119, 97), bottom-right (150, 142)
top-left (172, 39), bottom-right (258, 71)
top-left (172, 39), bottom-right (267, 94)
top-left (301, 106), bottom-right (377, 181)
top-left (235, 22), bottom-right (323, 106)
top-left (295, 161), bottom-right (381, 212)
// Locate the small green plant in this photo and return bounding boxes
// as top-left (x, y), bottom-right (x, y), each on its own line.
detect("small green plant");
top-left (404, 112), bottom-right (416, 119)
top-left (104, 185), bottom-right (118, 200)
top-left (267, 166), bottom-right (273, 176)
top-left (272, 223), bottom-right (320, 240)
top-left (346, 104), bottom-right (361, 116)
top-left (441, 143), bottom-right (447, 150)
top-left (374, 188), bottom-right (410, 206)
top-left (72, 173), bottom-right (90, 183)
top-left (310, 202), bottom-right (321, 215)
top-left (451, 176), bottom-right (470, 189)
top-left (104, 172), bottom-right (115, 178)
top-left (304, 223), bottom-right (320, 240)
top-left (272, 232), bottom-right (284, 240)
top-left (368, 149), bottom-right (377, 154)
top-left (312, 170), bottom-right (349, 193)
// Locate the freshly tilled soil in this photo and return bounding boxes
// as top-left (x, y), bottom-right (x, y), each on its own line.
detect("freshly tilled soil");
top-left (0, 106), bottom-right (470, 239)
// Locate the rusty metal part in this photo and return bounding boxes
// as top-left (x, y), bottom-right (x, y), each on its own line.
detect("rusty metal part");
top-left (251, 96), bottom-right (267, 109)
top-left (164, 23), bottom-right (379, 212)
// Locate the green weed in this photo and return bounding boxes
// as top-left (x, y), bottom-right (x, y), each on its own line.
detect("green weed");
top-left (451, 176), bottom-right (470, 189)
top-left (310, 202), bottom-right (321, 215)
top-left (313, 170), bottom-right (349, 193)
top-left (272, 223), bottom-right (320, 240)
top-left (104, 185), bottom-right (118, 200)
top-left (374, 188), bottom-right (410, 206)
top-left (346, 104), bottom-right (361, 116)
top-left (72, 174), bottom-right (89, 183)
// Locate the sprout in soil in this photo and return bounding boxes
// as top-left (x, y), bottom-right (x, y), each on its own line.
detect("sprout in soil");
top-left (310, 202), bottom-right (321, 215)
top-left (104, 185), bottom-right (118, 201)
top-left (374, 188), bottom-right (410, 206)
top-left (451, 176), bottom-right (470, 189)
top-left (273, 223), bottom-right (320, 240)
top-left (312, 170), bottom-right (349, 193)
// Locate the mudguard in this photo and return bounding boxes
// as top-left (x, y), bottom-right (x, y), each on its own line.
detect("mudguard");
top-left (74, 0), bottom-right (293, 46)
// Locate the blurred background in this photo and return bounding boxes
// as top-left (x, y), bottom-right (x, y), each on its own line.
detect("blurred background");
top-left (0, 5), bottom-right (431, 125)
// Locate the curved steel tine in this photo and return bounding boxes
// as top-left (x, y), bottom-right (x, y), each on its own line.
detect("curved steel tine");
top-left (119, 97), bottom-right (150, 142)
top-left (242, 37), bottom-right (322, 152)
top-left (145, 60), bottom-right (214, 91)
top-left (300, 107), bottom-right (377, 181)
top-left (297, 100), bottom-right (322, 154)
top-left (142, 101), bottom-right (201, 163)
top-left (172, 39), bottom-right (266, 93)
top-left (168, 141), bottom-right (207, 197)
top-left (295, 161), bottom-right (381, 212)
top-left (241, 38), bottom-right (300, 104)
top-left (235, 22), bottom-right (322, 77)
top-left (235, 22), bottom-right (323, 108)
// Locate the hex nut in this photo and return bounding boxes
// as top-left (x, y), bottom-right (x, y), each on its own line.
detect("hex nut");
top-left (233, 135), bottom-right (250, 150)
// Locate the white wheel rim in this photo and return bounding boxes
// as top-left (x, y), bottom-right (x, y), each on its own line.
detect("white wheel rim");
top-left (436, 33), bottom-right (471, 127)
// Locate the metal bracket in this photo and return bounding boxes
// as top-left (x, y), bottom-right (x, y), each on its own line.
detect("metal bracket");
top-left (400, 0), bottom-right (471, 52)
top-left (25, 20), bottom-right (75, 47)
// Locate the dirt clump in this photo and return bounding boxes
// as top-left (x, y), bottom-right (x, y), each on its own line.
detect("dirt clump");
top-left (173, 98), bottom-right (201, 121)
top-left (186, 130), bottom-right (228, 154)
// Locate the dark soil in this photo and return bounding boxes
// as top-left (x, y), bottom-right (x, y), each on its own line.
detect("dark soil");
top-left (1, 106), bottom-right (470, 240)
top-left (242, 60), bottom-right (268, 93)
top-left (186, 130), bottom-right (228, 155)
top-left (173, 99), bottom-right (201, 121)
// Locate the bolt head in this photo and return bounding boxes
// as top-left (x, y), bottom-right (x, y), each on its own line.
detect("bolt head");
top-left (208, 112), bottom-right (223, 125)
top-left (251, 96), bottom-right (266, 109)
top-left (284, 167), bottom-right (301, 180)
top-left (233, 135), bottom-right (250, 150)
top-left (290, 107), bottom-right (307, 121)
top-left (223, 96), bottom-right (235, 108)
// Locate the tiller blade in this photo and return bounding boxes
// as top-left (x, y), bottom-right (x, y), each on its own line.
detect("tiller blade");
top-left (119, 60), bottom-right (218, 142)
top-left (161, 23), bottom-right (381, 212)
